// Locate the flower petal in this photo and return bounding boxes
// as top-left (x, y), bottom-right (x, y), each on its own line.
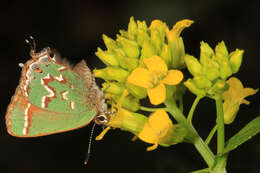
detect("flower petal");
top-left (127, 68), bottom-right (152, 88)
top-left (138, 123), bottom-right (157, 144)
top-left (144, 56), bottom-right (168, 74)
top-left (147, 83), bottom-right (166, 105)
top-left (162, 70), bottom-right (183, 85)
top-left (148, 110), bottom-right (173, 135)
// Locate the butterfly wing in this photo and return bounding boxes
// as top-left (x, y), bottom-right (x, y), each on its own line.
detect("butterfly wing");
top-left (6, 52), bottom-right (97, 137)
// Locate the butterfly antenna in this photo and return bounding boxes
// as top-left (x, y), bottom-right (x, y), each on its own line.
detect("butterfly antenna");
top-left (84, 123), bottom-right (96, 165)
top-left (25, 36), bottom-right (36, 56)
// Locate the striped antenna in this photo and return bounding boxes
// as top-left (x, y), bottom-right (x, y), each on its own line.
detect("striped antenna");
top-left (84, 123), bottom-right (96, 165)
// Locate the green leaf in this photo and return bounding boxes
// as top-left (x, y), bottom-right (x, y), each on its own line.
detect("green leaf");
top-left (224, 116), bottom-right (260, 154)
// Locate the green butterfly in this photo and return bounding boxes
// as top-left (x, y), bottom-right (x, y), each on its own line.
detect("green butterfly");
top-left (6, 40), bottom-right (109, 137)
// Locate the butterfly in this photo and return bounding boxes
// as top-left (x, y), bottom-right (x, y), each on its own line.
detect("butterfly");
top-left (5, 37), bottom-right (109, 137)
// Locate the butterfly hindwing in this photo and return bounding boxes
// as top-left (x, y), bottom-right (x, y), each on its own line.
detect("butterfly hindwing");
top-left (6, 49), bottom-right (97, 137)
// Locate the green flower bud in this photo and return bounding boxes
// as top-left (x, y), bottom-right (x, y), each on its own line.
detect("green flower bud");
top-left (201, 58), bottom-right (220, 81)
top-left (184, 55), bottom-right (203, 76)
top-left (102, 82), bottom-right (125, 95)
top-left (126, 82), bottom-right (147, 99)
top-left (184, 79), bottom-right (206, 97)
top-left (137, 20), bottom-right (148, 31)
top-left (119, 30), bottom-right (128, 38)
top-left (229, 49), bottom-right (244, 74)
top-left (200, 41), bottom-right (214, 64)
top-left (168, 36), bottom-right (185, 69)
top-left (208, 79), bottom-right (229, 95)
top-left (149, 20), bottom-right (167, 43)
top-left (219, 59), bottom-right (233, 80)
top-left (141, 40), bottom-right (157, 59)
top-left (95, 48), bottom-right (119, 66)
top-left (94, 67), bottom-right (129, 82)
top-left (136, 28), bottom-right (150, 47)
top-left (119, 57), bottom-right (139, 71)
top-left (160, 44), bottom-right (171, 67)
top-left (117, 35), bottom-right (140, 58)
top-left (193, 76), bottom-right (212, 89)
top-left (167, 19), bottom-right (193, 69)
top-left (128, 16), bottom-right (137, 40)
top-left (150, 29), bottom-right (162, 53)
top-left (113, 94), bottom-right (140, 112)
top-left (215, 41), bottom-right (229, 62)
top-left (102, 34), bottom-right (118, 50)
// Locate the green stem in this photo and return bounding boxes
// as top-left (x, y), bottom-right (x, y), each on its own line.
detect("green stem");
top-left (165, 98), bottom-right (215, 167)
top-left (211, 154), bottom-right (228, 173)
top-left (191, 168), bottom-right (210, 173)
top-left (187, 96), bottom-right (201, 124)
top-left (205, 125), bottom-right (217, 145)
top-left (139, 106), bottom-right (166, 112)
top-left (215, 96), bottom-right (225, 154)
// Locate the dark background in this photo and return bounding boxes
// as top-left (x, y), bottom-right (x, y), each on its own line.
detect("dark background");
top-left (1, 0), bottom-right (260, 173)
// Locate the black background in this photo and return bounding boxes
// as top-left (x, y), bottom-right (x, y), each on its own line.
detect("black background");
top-left (1, 0), bottom-right (260, 173)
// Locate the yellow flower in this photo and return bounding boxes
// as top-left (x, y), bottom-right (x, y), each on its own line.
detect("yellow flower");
top-left (222, 77), bottom-right (258, 124)
top-left (138, 109), bottom-right (174, 151)
top-left (128, 56), bottom-right (183, 105)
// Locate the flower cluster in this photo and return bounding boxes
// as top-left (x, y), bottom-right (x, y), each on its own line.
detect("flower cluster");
top-left (184, 41), bottom-right (244, 98)
top-left (94, 17), bottom-right (193, 107)
top-left (94, 17), bottom-right (192, 149)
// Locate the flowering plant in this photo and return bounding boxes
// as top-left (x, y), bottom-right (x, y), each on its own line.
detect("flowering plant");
top-left (94, 17), bottom-right (259, 173)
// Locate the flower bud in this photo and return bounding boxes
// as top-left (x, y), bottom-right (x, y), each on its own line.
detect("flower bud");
top-left (160, 44), bottom-right (171, 67)
top-left (193, 76), bottom-right (212, 89)
top-left (149, 20), bottom-right (167, 41)
top-left (94, 67), bottom-right (129, 82)
top-left (219, 59), bottom-right (233, 80)
top-left (168, 37), bottom-right (185, 69)
top-left (136, 28), bottom-right (150, 47)
top-left (102, 82), bottom-right (125, 95)
top-left (119, 57), bottom-right (139, 71)
top-left (201, 59), bottom-right (220, 81)
top-left (229, 49), bottom-right (244, 74)
top-left (137, 20), bottom-right (148, 31)
top-left (128, 16), bottom-right (137, 40)
top-left (102, 34), bottom-right (118, 50)
top-left (184, 79), bottom-right (206, 97)
top-left (215, 41), bottom-right (229, 62)
top-left (141, 40), bottom-right (157, 59)
top-left (113, 94), bottom-right (140, 112)
top-left (117, 35), bottom-right (140, 58)
top-left (167, 19), bottom-right (193, 69)
top-left (150, 29), bottom-right (162, 53)
top-left (200, 41), bottom-right (214, 61)
top-left (184, 55), bottom-right (203, 76)
top-left (126, 82), bottom-right (147, 99)
top-left (95, 48), bottom-right (119, 66)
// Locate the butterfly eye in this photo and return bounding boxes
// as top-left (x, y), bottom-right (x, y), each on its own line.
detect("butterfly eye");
top-left (94, 114), bottom-right (108, 125)
top-left (39, 55), bottom-right (50, 65)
